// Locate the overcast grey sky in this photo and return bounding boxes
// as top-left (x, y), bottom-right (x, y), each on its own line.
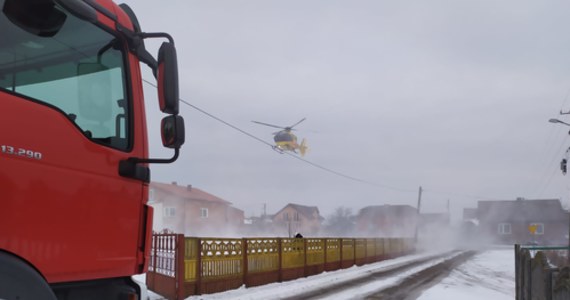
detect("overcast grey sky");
top-left (121, 0), bottom-right (570, 221)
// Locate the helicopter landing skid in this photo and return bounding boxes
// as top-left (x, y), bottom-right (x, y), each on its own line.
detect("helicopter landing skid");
top-left (272, 146), bottom-right (285, 154)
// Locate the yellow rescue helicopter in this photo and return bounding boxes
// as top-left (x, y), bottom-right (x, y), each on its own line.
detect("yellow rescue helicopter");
top-left (252, 118), bottom-right (308, 156)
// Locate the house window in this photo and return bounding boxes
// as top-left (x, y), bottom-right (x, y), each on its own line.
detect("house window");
top-left (529, 223), bottom-right (544, 235)
top-left (200, 208), bottom-right (208, 218)
top-left (284, 212), bottom-right (289, 221)
top-left (148, 189), bottom-right (155, 202)
top-left (498, 223), bottom-right (511, 235)
top-left (164, 207), bottom-right (175, 217)
top-left (294, 212), bottom-right (300, 221)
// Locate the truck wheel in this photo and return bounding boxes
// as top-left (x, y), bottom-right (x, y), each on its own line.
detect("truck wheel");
top-left (0, 252), bottom-right (57, 300)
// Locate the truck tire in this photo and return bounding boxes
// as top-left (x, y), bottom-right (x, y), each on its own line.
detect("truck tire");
top-left (0, 252), bottom-right (57, 300)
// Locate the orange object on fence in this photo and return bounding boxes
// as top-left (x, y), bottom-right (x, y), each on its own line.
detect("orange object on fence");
top-left (146, 235), bottom-right (416, 300)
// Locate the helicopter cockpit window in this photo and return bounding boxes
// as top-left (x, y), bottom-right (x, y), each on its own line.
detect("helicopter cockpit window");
top-left (0, 0), bottom-right (130, 151)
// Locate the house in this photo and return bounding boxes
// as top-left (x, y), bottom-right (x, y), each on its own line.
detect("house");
top-left (149, 182), bottom-right (245, 237)
top-left (272, 203), bottom-right (323, 237)
top-left (355, 205), bottom-right (418, 237)
top-left (475, 198), bottom-right (568, 245)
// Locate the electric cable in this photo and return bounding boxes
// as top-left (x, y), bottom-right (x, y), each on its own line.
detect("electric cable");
top-left (142, 79), bottom-right (418, 193)
top-left (281, 151), bottom-right (417, 193)
top-left (533, 137), bottom-right (568, 197)
top-left (533, 86), bottom-right (570, 197)
top-left (142, 79), bottom-right (509, 200)
top-left (424, 188), bottom-right (496, 201)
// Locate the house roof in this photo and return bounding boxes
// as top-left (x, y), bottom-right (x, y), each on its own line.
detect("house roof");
top-left (478, 199), bottom-right (567, 222)
top-left (273, 203), bottom-right (322, 220)
top-left (358, 205), bottom-right (417, 217)
top-left (150, 182), bottom-right (231, 205)
top-left (227, 205), bottom-right (245, 214)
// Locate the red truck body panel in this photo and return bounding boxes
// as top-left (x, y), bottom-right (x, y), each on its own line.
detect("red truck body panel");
top-left (0, 0), bottom-right (152, 284)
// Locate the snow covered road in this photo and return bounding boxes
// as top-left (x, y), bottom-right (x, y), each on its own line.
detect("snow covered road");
top-left (416, 249), bottom-right (515, 300)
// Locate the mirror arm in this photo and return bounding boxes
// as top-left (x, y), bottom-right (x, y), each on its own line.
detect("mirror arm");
top-left (129, 147), bottom-right (180, 165)
top-left (118, 148), bottom-right (180, 181)
top-left (137, 32), bottom-right (175, 45)
top-left (117, 24), bottom-right (159, 76)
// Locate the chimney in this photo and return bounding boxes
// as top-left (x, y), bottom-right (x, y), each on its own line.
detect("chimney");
top-left (171, 181), bottom-right (177, 185)
top-left (187, 184), bottom-right (192, 191)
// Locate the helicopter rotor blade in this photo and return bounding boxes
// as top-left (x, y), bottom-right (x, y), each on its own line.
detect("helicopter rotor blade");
top-left (289, 117), bottom-right (306, 129)
top-left (252, 120), bottom-right (286, 129)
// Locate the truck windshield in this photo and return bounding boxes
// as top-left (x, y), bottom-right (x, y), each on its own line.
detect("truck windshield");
top-left (0, 0), bottom-right (130, 150)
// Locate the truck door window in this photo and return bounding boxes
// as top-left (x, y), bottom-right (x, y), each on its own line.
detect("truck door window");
top-left (0, 1), bottom-right (131, 151)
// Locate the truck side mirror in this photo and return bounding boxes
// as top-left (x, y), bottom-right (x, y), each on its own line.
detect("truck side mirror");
top-left (157, 42), bottom-right (179, 115)
top-left (161, 115), bottom-right (185, 148)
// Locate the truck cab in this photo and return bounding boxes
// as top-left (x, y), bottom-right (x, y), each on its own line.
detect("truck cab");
top-left (0, 0), bottom-right (184, 299)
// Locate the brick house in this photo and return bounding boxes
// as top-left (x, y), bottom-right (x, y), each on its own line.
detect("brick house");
top-left (355, 205), bottom-right (418, 237)
top-left (475, 198), bottom-right (568, 245)
top-left (272, 203), bottom-right (323, 237)
top-left (149, 182), bottom-right (244, 237)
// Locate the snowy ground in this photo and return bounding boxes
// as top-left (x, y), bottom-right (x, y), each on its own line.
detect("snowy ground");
top-left (417, 249), bottom-right (515, 300)
top-left (134, 248), bottom-right (515, 300)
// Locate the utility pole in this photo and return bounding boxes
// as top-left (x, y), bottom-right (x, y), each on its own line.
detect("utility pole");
top-left (414, 186), bottom-right (423, 243)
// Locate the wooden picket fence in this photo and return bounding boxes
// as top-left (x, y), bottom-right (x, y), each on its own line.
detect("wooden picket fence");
top-left (146, 234), bottom-right (416, 299)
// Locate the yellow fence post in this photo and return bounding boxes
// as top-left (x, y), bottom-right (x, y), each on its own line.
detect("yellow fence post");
top-left (278, 238), bottom-right (283, 282)
top-left (323, 239), bottom-right (328, 270)
top-left (353, 238), bottom-right (356, 266)
top-left (303, 238), bottom-right (308, 277)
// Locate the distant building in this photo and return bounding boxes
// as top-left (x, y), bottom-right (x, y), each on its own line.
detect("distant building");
top-left (149, 182), bottom-right (244, 237)
top-left (462, 208), bottom-right (477, 221)
top-left (355, 205), bottom-right (418, 237)
top-left (272, 203), bottom-right (323, 237)
top-left (242, 215), bottom-right (275, 237)
top-left (419, 213), bottom-right (450, 228)
top-left (474, 198), bottom-right (568, 245)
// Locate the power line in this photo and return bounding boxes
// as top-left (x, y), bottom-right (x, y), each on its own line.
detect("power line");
top-left (185, 101), bottom-right (415, 192)
top-left (531, 88), bottom-right (570, 196)
top-left (424, 188), bottom-right (494, 201)
top-left (282, 151), bottom-right (417, 193)
top-left (142, 79), bottom-right (417, 192)
top-left (534, 129), bottom-right (568, 197)
top-left (142, 79), bottom-right (505, 200)
top-left (180, 98), bottom-right (275, 149)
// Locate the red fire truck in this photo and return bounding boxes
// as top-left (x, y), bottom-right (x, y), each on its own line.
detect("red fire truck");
top-left (0, 0), bottom-right (184, 299)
